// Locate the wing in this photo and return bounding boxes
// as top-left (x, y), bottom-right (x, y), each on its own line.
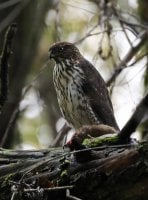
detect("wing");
top-left (80, 58), bottom-right (119, 130)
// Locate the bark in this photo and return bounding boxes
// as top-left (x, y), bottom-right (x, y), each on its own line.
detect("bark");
top-left (0, 141), bottom-right (148, 200)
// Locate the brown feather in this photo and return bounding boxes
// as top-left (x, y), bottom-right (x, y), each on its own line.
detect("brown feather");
top-left (80, 57), bottom-right (119, 130)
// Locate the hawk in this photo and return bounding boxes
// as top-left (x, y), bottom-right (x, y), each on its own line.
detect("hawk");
top-left (49, 42), bottom-right (119, 131)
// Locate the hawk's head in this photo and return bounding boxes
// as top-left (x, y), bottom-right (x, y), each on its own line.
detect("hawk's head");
top-left (49, 42), bottom-right (81, 62)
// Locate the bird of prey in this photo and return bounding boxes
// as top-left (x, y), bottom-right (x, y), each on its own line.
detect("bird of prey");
top-left (49, 42), bottom-right (119, 131)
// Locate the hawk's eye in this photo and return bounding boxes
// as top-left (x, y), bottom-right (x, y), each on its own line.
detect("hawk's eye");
top-left (59, 47), bottom-right (64, 51)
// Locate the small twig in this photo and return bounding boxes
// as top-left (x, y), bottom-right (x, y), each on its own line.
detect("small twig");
top-left (0, 0), bottom-right (21, 10)
top-left (0, 0), bottom-right (29, 33)
top-left (61, 1), bottom-right (96, 15)
top-left (112, 5), bottom-right (133, 47)
top-left (127, 51), bottom-right (148, 67)
top-left (0, 148), bottom-right (46, 158)
top-left (107, 30), bottom-right (148, 86)
top-left (0, 23), bottom-right (17, 108)
top-left (11, 185), bottom-right (19, 200)
top-left (24, 185), bottom-right (74, 192)
top-left (10, 192), bottom-right (17, 200)
top-left (120, 21), bottom-right (133, 47)
top-left (66, 189), bottom-right (82, 200)
top-left (11, 184), bottom-right (74, 192)
top-left (22, 61), bottom-right (49, 96)
top-left (119, 17), bottom-right (147, 30)
top-left (52, 122), bottom-right (71, 147)
top-left (55, 1), bottom-right (61, 41)
top-left (0, 108), bottom-right (19, 147)
top-left (76, 28), bottom-right (134, 45)
top-left (74, 24), bottom-right (98, 44)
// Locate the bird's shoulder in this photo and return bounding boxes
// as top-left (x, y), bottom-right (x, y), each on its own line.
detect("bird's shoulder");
top-left (78, 57), bottom-right (108, 95)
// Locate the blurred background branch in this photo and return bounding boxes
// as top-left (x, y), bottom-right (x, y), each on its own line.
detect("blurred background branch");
top-left (0, 23), bottom-right (17, 108)
top-left (0, 0), bottom-right (54, 148)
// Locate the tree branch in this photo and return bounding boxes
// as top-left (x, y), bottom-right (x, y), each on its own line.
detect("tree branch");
top-left (106, 30), bottom-right (148, 86)
top-left (118, 93), bottom-right (148, 142)
top-left (0, 23), bottom-right (17, 108)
